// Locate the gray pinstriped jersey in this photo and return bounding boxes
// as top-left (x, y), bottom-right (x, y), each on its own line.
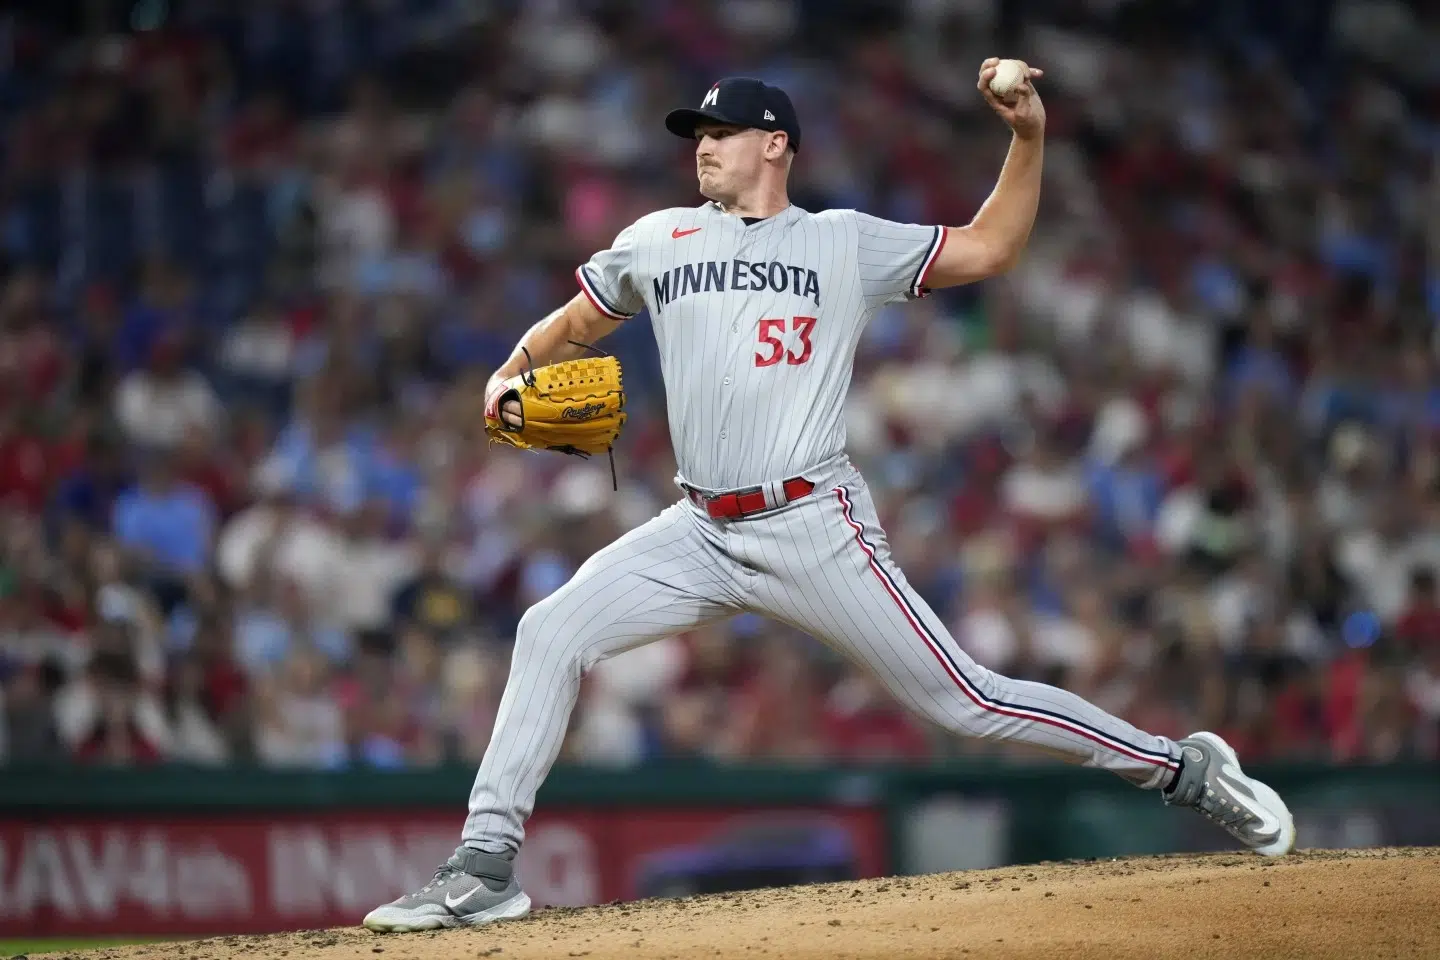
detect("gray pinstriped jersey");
top-left (576, 202), bottom-right (945, 492)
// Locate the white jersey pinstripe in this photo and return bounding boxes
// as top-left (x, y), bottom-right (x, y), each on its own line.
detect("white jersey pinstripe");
top-left (576, 202), bottom-right (945, 491)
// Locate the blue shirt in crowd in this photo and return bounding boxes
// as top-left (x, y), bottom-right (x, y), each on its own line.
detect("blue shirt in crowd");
top-left (112, 483), bottom-right (216, 576)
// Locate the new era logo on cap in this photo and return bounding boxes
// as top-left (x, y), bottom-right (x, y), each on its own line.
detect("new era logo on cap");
top-left (665, 77), bottom-right (802, 152)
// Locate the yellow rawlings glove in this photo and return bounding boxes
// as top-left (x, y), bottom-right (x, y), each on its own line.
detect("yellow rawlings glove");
top-left (484, 353), bottom-right (627, 460)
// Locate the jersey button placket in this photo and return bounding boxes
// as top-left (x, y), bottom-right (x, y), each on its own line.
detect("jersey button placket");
top-left (720, 369), bottom-right (732, 439)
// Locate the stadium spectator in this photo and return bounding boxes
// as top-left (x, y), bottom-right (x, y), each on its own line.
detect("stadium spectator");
top-left (1395, 567), bottom-right (1440, 656)
top-left (0, 659), bottom-right (64, 764)
top-left (251, 646), bottom-right (347, 769)
top-left (111, 453), bottom-right (216, 603)
top-left (114, 333), bottom-right (223, 451)
top-left (56, 640), bottom-right (169, 766)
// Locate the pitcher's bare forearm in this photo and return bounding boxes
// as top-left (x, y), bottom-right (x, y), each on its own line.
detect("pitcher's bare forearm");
top-left (964, 131), bottom-right (1044, 269)
top-left (491, 293), bottom-right (622, 383)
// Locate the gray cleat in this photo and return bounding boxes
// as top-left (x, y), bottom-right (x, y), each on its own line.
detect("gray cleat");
top-left (1163, 731), bottom-right (1296, 857)
top-left (363, 848), bottom-right (531, 932)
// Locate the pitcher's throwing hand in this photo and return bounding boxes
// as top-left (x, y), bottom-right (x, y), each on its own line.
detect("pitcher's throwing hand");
top-left (978, 57), bottom-right (1046, 139)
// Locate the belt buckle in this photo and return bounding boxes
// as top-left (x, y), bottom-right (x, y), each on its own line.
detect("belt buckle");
top-left (691, 482), bottom-right (795, 519)
top-left (690, 484), bottom-right (746, 518)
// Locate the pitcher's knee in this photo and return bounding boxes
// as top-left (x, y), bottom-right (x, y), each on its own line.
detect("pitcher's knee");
top-left (922, 661), bottom-right (1005, 735)
top-left (956, 659), bottom-right (1001, 699)
top-left (514, 581), bottom-right (610, 672)
top-left (512, 593), bottom-right (571, 666)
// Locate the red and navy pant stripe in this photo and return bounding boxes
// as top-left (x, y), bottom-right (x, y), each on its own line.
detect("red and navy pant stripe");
top-left (835, 485), bottom-right (1180, 775)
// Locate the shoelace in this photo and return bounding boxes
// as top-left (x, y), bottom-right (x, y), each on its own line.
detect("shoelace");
top-left (419, 862), bottom-right (462, 894)
top-left (1194, 786), bottom-right (1254, 830)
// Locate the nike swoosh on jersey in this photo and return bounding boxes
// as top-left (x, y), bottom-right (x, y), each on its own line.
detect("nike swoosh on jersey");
top-left (444, 885), bottom-right (492, 911)
top-left (1217, 762), bottom-right (1281, 836)
top-left (672, 227), bottom-right (702, 239)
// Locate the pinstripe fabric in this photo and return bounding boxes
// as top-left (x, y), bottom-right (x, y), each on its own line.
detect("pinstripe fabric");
top-left (464, 465), bottom-right (1180, 856)
top-left (732, 470), bottom-right (1180, 788)
top-left (462, 205), bottom-right (1183, 858)
top-left (577, 203), bottom-right (941, 492)
top-left (463, 503), bottom-right (745, 855)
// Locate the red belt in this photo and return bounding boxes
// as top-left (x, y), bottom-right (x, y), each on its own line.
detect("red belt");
top-left (688, 477), bottom-right (815, 519)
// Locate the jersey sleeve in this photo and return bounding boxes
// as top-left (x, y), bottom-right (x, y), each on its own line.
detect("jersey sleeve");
top-left (852, 211), bottom-right (948, 307)
top-left (575, 222), bottom-right (644, 320)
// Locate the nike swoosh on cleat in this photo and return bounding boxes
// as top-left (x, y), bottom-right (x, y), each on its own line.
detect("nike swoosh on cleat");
top-left (444, 886), bottom-right (492, 911)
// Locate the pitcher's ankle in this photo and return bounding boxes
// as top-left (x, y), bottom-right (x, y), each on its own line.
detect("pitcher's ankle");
top-left (462, 839), bottom-right (515, 860)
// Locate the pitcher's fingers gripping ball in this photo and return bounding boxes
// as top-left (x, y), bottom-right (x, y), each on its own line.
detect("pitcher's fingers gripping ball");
top-left (484, 353), bottom-right (627, 459)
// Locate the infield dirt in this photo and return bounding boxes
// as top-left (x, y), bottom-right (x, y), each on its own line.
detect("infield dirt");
top-left (28, 847), bottom-right (1440, 960)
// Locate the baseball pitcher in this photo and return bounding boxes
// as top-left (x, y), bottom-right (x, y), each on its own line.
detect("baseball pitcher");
top-left (364, 60), bottom-right (1294, 932)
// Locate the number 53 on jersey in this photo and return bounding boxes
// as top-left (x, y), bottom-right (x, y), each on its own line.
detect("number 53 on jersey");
top-left (754, 316), bottom-right (817, 367)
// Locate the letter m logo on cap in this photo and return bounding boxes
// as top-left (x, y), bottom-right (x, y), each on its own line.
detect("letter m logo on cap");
top-left (701, 85), bottom-right (719, 108)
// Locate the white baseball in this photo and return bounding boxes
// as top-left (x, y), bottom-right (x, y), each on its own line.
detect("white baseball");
top-left (988, 59), bottom-right (1028, 100)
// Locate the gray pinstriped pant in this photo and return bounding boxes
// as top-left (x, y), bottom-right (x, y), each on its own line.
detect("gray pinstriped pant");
top-left (463, 456), bottom-right (1180, 855)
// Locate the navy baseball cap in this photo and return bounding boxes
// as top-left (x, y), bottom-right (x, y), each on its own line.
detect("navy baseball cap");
top-left (665, 77), bottom-right (801, 153)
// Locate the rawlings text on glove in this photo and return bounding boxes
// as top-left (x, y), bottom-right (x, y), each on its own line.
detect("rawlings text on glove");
top-left (484, 355), bottom-right (626, 458)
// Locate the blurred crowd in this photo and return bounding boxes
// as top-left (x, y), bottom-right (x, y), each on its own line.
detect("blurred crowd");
top-left (1, 0), bottom-right (1438, 771)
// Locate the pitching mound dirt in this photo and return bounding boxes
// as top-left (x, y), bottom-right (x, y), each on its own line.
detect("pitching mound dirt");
top-left (47, 848), bottom-right (1440, 960)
